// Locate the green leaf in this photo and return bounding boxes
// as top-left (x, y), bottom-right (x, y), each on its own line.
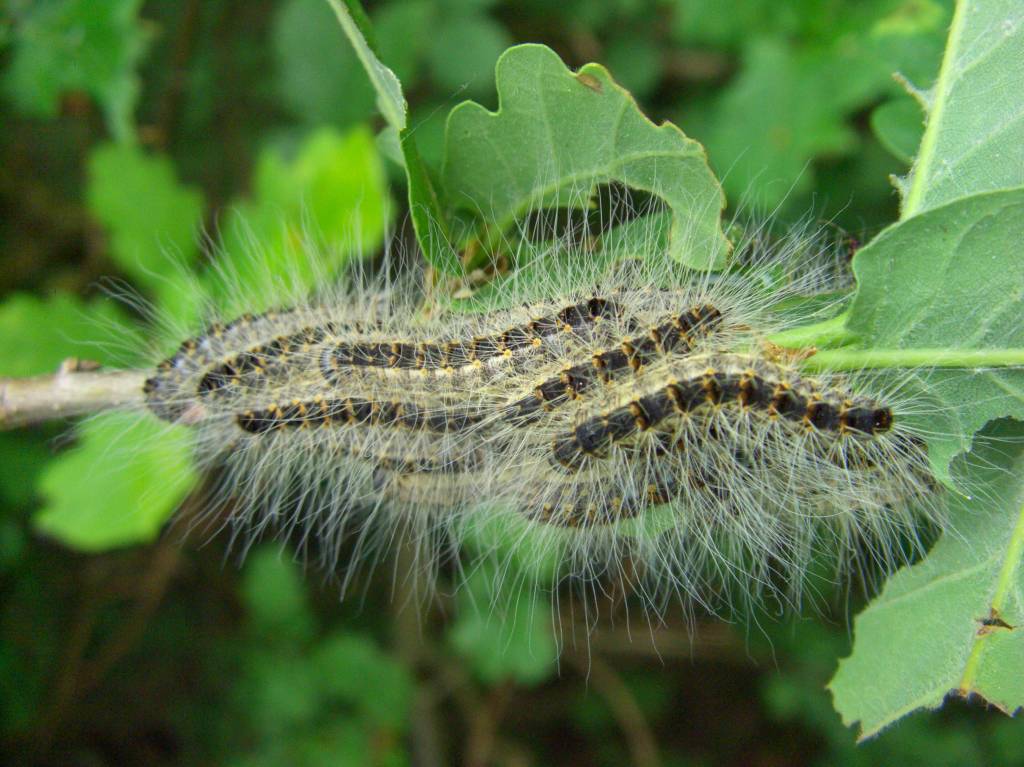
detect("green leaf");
top-left (325, 0), bottom-right (407, 131)
top-left (458, 507), bottom-right (566, 586)
top-left (685, 0), bottom-right (948, 215)
top-left (671, 0), bottom-right (948, 63)
top-left (0, 431), bottom-right (52, 508)
top-left (829, 420), bottom-right (1024, 739)
top-left (87, 143), bottom-right (205, 291)
top-left (437, 0), bottom-right (499, 11)
top-left (811, 133), bottom-right (908, 231)
top-left (871, 98), bottom-right (925, 164)
top-left (237, 651), bottom-right (322, 736)
top-left (448, 560), bottom-right (557, 685)
top-left (401, 131), bottom-right (457, 271)
top-left (325, 0), bottom-right (453, 270)
top-left (273, 0), bottom-right (376, 127)
top-left (3, 0), bottom-right (149, 140)
top-left (870, 0), bottom-right (951, 85)
top-left (34, 413), bottom-right (197, 551)
top-left (901, 1), bottom-right (1024, 217)
top-left (669, 0), bottom-right (802, 49)
top-left (0, 292), bottom-right (143, 377)
top-left (836, 188), bottom-right (1024, 481)
top-left (443, 44), bottom-right (729, 269)
top-left (267, 127), bottom-right (389, 247)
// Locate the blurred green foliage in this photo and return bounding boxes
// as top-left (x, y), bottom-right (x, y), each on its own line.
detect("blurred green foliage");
top-left (86, 142), bottom-right (205, 288)
top-left (448, 561), bottom-right (556, 685)
top-left (0, 293), bottom-right (141, 377)
top-left (210, 125), bottom-right (390, 314)
top-left (2, 0), bottom-right (1021, 765)
top-left (675, 0), bottom-right (948, 212)
top-left (3, 0), bottom-right (149, 140)
top-left (222, 548), bottom-right (414, 766)
top-left (34, 414), bottom-right (197, 551)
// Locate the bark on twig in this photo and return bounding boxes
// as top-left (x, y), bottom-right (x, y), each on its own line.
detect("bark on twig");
top-left (464, 680), bottom-right (514, 767)
top-left (0, 359), bottom-right (147, 430)
top-left (566, 651), bottom-right (663, 767)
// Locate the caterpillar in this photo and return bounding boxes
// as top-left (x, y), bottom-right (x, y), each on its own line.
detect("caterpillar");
top-left (118, 215), bottom-right (948, 617)
top-left (547, 353), bottom-right (893, 470)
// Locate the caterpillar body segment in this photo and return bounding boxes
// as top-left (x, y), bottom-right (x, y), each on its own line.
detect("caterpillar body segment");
top-left (148, 294), bottom-right (646, 424)
top-left (319, 296), bottom-right (630, 381)
top-left (234, 396), bottom-right (490, 435)
top-left (144, 306), bottom-right (356, 422)
top-left (143, 306), bottom-right (305, 420)
top-left (547, 353), bottom-right (894, 471)
top-left (504, 303), bottom-right (725, 424)
top-left (524, 470), bottom-right (682, 528)
top-left (196, 320), bottom-right (356, 400)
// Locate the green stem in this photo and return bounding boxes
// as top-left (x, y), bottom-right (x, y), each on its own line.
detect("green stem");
top-left (768, 312), bottom-right (857, 351)
top-left (901, 0), bottom-right (968, 218)
top-left (801, 348), bottom-right (1024, 373)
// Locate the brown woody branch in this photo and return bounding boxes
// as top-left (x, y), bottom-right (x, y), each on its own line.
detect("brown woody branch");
top-left (0, 358), bottom-right (147, 430)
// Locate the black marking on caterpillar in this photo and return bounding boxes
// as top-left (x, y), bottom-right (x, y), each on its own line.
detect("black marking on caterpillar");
top-left (235, 397), bottom-right (489, 435)
top-left (145, 307), bottom-right (315, 420)
top-left (196, 322), bottom-right (344, 399)
top-left (319, 297), bottom-right (626, 381)
top-left (551, 360), bottom-right (893, 471)
top-left (504, 303), bottom-right (723, 423)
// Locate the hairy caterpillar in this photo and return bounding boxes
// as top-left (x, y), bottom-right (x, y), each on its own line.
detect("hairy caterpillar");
top-left (115, 210), bottom-right (951, 617)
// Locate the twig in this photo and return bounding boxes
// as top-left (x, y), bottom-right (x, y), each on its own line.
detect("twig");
top-left (393, 539), bottom-right (446, 767)
top-left (661, 50), bottom-right (732, 82)
top-left (78, 539), bottom-right (182, 692)
top-left (0, 359), bottom-right (146, 430)
top-left (464, 680), bottom-right (515, 767)
top-left (565, 651), bottom-right (662, 767)
top-left (30, 560), bottom-right (111, 758)
top-left (584, 621), bottom-right (749, 663)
